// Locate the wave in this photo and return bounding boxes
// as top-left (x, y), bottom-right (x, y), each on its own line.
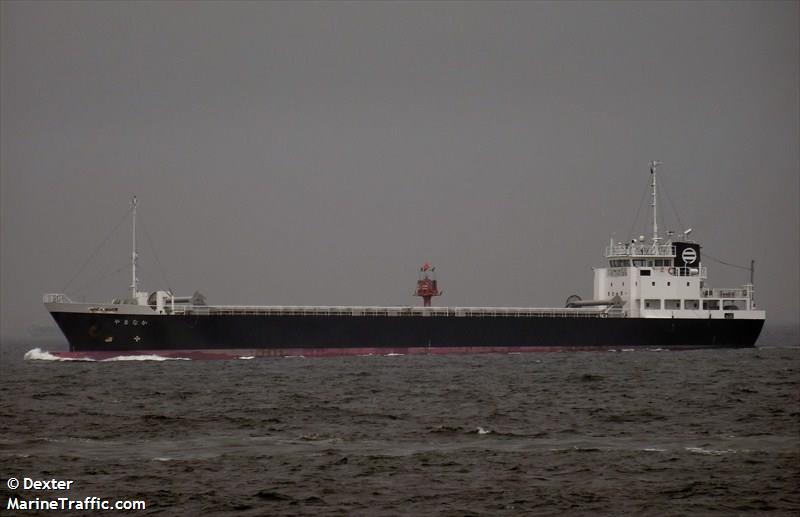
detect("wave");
top-left (685, 446), bottom-right (737, 455)
top-left (428, 425), bottom-right (526, 437)
top-left (24, 348), bottom-right (94, 362)
top-left (23, 348), bottom-right (191, 362)
top-left (102, 354), bottom-right (190, 362)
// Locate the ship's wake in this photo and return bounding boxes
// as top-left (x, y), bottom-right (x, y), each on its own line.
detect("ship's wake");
top-left (24, 348), bottom-right (92, 361)
top-left (101, 354), bottom-right (191, 362)
top-left (23, 348), bottom-right (191, 362)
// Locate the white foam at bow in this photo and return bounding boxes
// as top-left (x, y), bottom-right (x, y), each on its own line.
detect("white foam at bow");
top-left (24, 348), bottom-right (94, 361)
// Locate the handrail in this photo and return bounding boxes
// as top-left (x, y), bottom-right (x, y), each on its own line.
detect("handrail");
top-left (43, 293), bottom-right (72, 303)
top-left (701, 288), bottom-right (749, 299)
top-left (608, 265), bottom-right (707, 279)
top-left (606, 243), bottom-right (675, 257)
top-left (164, 304), bottom-right (611, 318)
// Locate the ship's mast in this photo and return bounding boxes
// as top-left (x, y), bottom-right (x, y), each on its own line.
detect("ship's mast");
top-left (414, 262), bottom-right (442, 307)
top-left (130, 195), bottom-right (139, 300)
top-left (650, 160), bottom-right (662, 244)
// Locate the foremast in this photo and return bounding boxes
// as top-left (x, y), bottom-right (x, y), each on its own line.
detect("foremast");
top-left (130, 195), bottom-right (139, 300)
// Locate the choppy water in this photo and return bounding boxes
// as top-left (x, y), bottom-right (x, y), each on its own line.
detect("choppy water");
top-left (1, 330), bottom-right (798, 516)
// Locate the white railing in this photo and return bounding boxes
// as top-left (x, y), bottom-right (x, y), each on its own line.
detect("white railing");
top-left (607, 265), bottom-right (707, 279)
top-left (43, 293), bottom-right (71, 303)
top-left (606, 243), bottom-right (675, 258)
top-left (164, 304), bottom-right (613, 318)
top-left (701, 288), bottom-right (749, 299)
top-left (44, 295), bottom-right (626, 318)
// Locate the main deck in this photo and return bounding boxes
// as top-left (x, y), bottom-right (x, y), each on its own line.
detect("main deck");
top-left (43, 294), bottom-right (615, 318)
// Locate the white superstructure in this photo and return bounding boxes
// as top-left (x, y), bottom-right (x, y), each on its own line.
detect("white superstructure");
top-left (592, 161), bottom-right (763, 321)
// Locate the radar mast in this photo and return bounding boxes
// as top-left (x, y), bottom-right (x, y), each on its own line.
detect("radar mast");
top-left (650, 160), bottom-right (662, 244)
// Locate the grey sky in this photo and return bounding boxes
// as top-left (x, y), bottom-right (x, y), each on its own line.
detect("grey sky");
top-left (1, 1), bottom-right (798, 338)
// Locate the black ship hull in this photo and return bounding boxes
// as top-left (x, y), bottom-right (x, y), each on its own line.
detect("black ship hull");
top-left (48, 311), bottom-right (764, 358)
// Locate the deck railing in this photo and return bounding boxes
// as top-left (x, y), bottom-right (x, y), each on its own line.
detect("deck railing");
top-left (701, 288), bottom-right (749, 299)
top-left (43, 293), bottom-right (71, 303)
top-left (606, 243), bottom-right (675, 257)
top-left (164, 304), bottom-right (616, 318)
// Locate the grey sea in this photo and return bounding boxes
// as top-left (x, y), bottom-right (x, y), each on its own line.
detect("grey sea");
top-left (1, 326), bottom-right (798, 516)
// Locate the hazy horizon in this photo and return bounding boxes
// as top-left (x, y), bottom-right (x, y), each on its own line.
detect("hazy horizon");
top-left (2, 1), bottom-right (798, 339)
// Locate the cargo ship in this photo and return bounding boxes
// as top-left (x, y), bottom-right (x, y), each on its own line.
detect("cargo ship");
top-left (44, 162), bottom-right (765, 359)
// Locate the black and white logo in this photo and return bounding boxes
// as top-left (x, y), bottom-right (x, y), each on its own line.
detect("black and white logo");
top-left (681, 247), bottom-right (698, 265)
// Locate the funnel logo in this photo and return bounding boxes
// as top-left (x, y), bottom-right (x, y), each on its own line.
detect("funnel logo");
top-left (681, 247), bottom-right (698, 265)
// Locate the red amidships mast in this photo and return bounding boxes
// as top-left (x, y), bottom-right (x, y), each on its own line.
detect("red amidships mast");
top-left (414, 262), bottom-right (442, 307)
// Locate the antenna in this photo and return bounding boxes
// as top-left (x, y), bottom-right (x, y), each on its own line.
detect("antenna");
top-left (649, 161), bottom-right (662, 244)
top-left (130, 195), bottom-right (138, 300)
